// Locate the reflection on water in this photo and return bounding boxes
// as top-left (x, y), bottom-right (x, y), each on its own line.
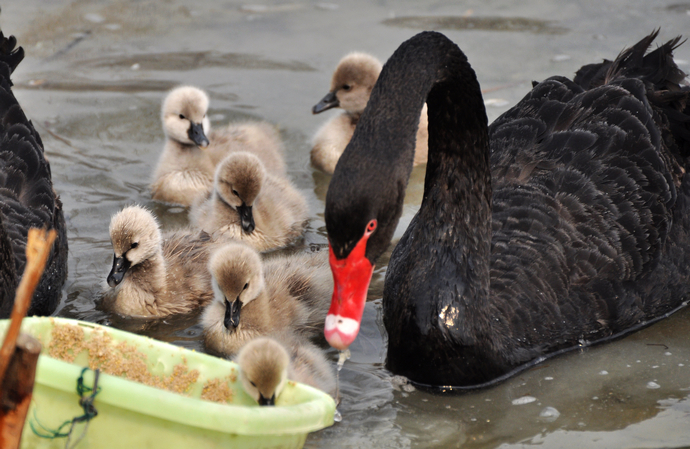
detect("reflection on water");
top-left (18, 78), bottom-right (180, 92)
top-left (665, 3), bottom-right (690, 12)
top-left (5, 0), bottom-right (690, 447)
top-left (383, 16), bottom-right (568, 35)
top-left (82, 51), bottom-right (316, 72)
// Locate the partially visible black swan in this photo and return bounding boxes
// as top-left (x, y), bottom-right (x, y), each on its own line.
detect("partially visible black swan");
top-left (0, 32), bottom-right (68, 318)
top-left (324, 30), bottom-right (690, 388)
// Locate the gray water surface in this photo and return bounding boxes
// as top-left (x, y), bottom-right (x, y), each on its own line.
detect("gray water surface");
top-left (4, 0), bottom-right (690, 447)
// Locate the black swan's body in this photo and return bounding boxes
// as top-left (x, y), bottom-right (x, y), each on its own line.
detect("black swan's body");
top-left (0, 33), bottom-right (68, 318)
top-left (324, 31), bottom-right (690, 388)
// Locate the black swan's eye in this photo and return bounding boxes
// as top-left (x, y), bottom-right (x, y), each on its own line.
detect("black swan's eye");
top-left (131, 242), bottom-right (139, 249)
top-left (179, 114), bottom-right (185, 119)
top-left (243, 283), bottom-right (249, 290)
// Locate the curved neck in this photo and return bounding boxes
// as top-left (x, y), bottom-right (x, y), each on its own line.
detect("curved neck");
top-left (377, 33), bottom-right (493, 385)
top-left (327, 31), bottom-right (490, 264)
top-left (419, 40), bottom-right (492, 305)
top-left (383, 33), bottom-right (492, 307)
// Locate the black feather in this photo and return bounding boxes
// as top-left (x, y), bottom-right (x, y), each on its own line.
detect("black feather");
top-left (0, 33), bottom-right (68, 317)
top-left (327, 30), bottom-right (690, 387)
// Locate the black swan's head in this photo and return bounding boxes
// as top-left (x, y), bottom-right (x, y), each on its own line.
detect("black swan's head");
top-left (324, 163), bottom-right (406, 349)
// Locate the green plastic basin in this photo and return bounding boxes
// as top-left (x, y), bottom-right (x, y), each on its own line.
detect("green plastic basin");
top-left (0, 317), bottom-right (335, 449)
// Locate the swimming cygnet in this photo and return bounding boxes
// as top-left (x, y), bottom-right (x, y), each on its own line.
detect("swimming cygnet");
top-left (103, 205), bottom-right (215, 317)
top-left (201, 242), bottom-right (332, 356)
top-left (151, 86), bottom-right (286, 206)
top-left (237, 335), bottom-right (335, 405)
top-left (189, 152), bottom-right (308, 251)
top-left (311, 52), bottom-right (429, 174)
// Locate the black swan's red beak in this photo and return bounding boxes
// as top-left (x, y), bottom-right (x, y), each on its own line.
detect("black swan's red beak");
top-left (325, 220), bottom-right (377, 350)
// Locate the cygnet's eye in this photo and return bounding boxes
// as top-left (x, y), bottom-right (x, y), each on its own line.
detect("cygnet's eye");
top-left (179, 114), bottom-right (186, 120)
top-left (243, 283), bottom-right (249, 290)
top-left (232, 189), bottom-right (239, 197)
top-left (342, 84), bottom-right (351, 91)
top-left (249, 380), bottom-right (256, 387)
top-left (131, 242), bottom-right (139, 249)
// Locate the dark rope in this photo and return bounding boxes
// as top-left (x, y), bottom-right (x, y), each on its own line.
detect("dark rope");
top-left (30, 367), bottom-right (101, 448)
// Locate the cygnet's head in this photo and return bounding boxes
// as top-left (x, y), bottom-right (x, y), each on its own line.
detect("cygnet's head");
top-left (162, 86), bottom-right (211, 147)
top-left (312, 52), bottom-right (382, 115)
top-left (237, 337), bottom-right (290, 406)
top-left (107, 205), bottom-right (162, 287)
top-left (215, 152), bottom-right (266, 234)
top-left (209, 242), bottom-right (266, 332)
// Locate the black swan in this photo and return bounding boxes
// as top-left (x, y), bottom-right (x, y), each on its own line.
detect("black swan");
top-left (323, 30), bottom-right (690, 389)
top-left (0, 32), bottom-right (68, 318)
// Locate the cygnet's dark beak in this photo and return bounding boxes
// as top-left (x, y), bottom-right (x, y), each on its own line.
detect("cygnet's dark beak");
top-left (237, 204), bottom-right (255, 234)
top-left (107, 254), bottom-right (131, 287)
top-left (258, 393), bottom-right (276, 406)
top-left (188, 122), bottom-right (209, 148)
top-left (224, 298), bottom-right (242, 330)
top-left (312, 91), bottom-right (339, 114)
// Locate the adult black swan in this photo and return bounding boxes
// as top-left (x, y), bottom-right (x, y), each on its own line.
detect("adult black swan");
top-left (323, 30), bottom-right (690, 389)
top-left (0, 32), bottom-right (68, 318)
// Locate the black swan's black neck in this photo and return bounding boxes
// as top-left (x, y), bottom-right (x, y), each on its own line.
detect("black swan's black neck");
top-left (326, 32), bottom-right (490, 265)
top-left (420, 36), bottom-right (492, 305)
top-left (371, 32), bottom-right (494, 385)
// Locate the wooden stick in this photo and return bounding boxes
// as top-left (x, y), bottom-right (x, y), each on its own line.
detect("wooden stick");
top-left (0, 228), bottom-right (56, 449)
top-left (0, 334), bottom-right (41, 448)
top-left (0, 228), bottom-right (56, 384)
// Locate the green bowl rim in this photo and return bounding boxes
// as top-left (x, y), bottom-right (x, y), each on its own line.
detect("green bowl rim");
top-left (1, 317), bottom-right (336, 436)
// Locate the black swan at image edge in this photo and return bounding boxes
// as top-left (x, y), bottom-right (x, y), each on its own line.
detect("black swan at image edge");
top-left (0, 32), bottom-right (68, 318)
top-left (324, 30), bottom-right (690, 389)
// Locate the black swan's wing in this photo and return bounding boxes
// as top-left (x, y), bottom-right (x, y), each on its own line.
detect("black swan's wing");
top-left (0, 32), bottom-right (68, 317)
top-left (486, 31), bottom-right (690, 365)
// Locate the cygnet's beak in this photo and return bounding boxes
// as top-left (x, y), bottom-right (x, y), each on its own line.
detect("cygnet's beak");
top-left (107, 254), bottom-right (131, 287)
top-left (237, 204), bottom-right (255, 234)
top-left (188, 122), bottom-right (210, 148)
top-left (224, 298), bottom-right (242, 330)
top-left (312, 91), bottom-right (339, 114)
top-left (258, 393), bottom-right (276, 406)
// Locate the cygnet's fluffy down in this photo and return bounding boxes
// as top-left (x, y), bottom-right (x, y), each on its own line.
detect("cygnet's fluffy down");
top-left (151, 85), bottom-right (286, 206)
top-left (102, 205), bottom-right (215, 317)
top-left (237, 335), bottom-right (335, 405)
top-left (209, 121), bottom-right (286, 176)
top-left (201, 242), bottom-right (332, 356)
top-left (189, 152), bottom-right (308, 251)
top-left (311, 52), bottom-right (428, 174)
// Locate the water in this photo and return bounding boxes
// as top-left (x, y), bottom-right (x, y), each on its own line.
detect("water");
top-left (333, 348), bottom-right (351, 422)
top-left (4, 0), bottom-right (690, 447)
